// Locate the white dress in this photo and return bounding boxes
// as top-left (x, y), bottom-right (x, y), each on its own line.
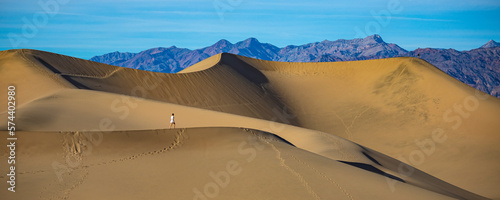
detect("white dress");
top-left (170, 116), bottom-right (175, 123)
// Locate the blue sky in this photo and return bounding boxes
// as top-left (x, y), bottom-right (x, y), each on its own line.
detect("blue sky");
top-left (1, 0), bottom-right (499, 59)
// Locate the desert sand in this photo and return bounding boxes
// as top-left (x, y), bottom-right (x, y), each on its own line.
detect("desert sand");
top-left (1, 49), bottom-right (499, 199)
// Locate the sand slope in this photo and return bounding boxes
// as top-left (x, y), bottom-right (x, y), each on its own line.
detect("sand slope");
top-left (1, 49), bottom-right (499, 199)
top-left (236, 55), bottom-right (500, 198)
top-left (2, 128), bottom-right (461, 200)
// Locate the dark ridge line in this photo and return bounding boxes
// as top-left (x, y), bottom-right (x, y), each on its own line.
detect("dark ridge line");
top-left (339, 161), bottom-right (405, 183)
top-left (33, 56), bottom-right (90, 89)
top-left (362, 151), bottom-right (382, 166)
top-left (271, 133), bottom-right (296, 147)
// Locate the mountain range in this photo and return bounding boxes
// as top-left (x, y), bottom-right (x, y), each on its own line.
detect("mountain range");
top-left (90, 35), bottom-right (500, 98)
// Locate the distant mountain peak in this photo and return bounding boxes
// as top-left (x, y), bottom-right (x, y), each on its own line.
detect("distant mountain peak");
top-left (480, 40), bottom-right (500, 48)
top-left (215, 39), bottom-right (232, 46)
top-left (244, 37), bottom-right (259, 42)
top-left (235, 37), bottom-right (262, 48)
top-left (364, 34), bottom-right (385, 43)
top-left (211, 39), bottom-right (233, 49)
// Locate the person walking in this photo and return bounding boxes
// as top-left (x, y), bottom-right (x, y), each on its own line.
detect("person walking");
top-left (169, 113), bottom-right (176, 128)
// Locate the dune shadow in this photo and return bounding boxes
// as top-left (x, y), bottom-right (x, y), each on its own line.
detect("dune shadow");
top-left (272, 134), bottom-right (296, 147)
top-left (220, 53), bottom-right (269, 85)
top-left (33, 56), bottom-right (90, 89)
top-left (339, 161), bottom-right (405, 183)
top-left (362, 151), bottom-right (382, 166)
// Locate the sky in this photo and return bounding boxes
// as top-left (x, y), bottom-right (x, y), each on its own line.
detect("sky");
top-left (1, 0), bottom-right (499, 59)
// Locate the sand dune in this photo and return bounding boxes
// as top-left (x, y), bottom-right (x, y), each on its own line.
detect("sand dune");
top-left (1, 49), bottom-right (499, 199)
top-left (236, 55), bottom-right (500, 198)
top-left (2, 128), bottom-right (464, 200)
